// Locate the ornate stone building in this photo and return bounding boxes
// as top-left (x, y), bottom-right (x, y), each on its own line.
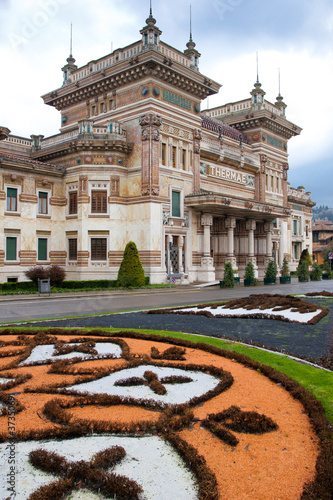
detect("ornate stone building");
top-left (0, 9), bottom-right (314, 284)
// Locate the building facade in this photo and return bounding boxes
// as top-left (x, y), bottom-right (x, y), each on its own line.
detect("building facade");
top-left (0, 10), bottom-right (314, 284)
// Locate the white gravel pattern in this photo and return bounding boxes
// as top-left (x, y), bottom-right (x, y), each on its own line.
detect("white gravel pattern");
top-left (20, 342), bottom-right (122, 365)
top-left (0, 435), bottom-right (198, 500)
top-left (178, 305), bottom-right (320, 323)
top-left (67, 364), bottom-right (220, 404)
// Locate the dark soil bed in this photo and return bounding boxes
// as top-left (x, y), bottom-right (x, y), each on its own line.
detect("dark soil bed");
top-left (16, 298), bottom-right (333, 369)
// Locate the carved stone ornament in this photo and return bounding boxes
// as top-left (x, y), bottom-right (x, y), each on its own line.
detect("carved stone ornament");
top-left (163, 210), bottom-right (170, 225)
top-left (201, 214), bottom-right (213, 227)
top-left (282, 162), bottom-right (289, 180)
top-left (264, 222), bottom-right (274, 233)
top-left (245, 202), bottom-right (254, 209)
top-left (260, 154), bottom-right (268, 173)
top-left (246, 220), bottom-right (256, 232)
top-left (141, 128), bottom-right (149, 141)
top-left (224, 198), bottom-right (231, 205)
top-left (225, 217), bottom-right (236, 229)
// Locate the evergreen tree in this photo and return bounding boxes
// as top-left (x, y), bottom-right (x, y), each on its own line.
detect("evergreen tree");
top-left (117, 241), bottom-right (145, 288)
top-left (281, 257), bottom-right (290, 277)
top-left (297, 260), bottom-right (310, 282)
top-left (222, 262), bottom-right (235, 288)
top-left (244, 261), bottom-right (257, 285)
top-left (264, 260), bottom-right (277, 280)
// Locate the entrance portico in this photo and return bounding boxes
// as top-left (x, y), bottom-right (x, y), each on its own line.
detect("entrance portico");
top-left (185, 192), bottom-right (283, 281)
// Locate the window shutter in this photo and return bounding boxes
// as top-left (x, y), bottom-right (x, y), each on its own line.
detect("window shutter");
top-left (38, 238), bottom-right (47, 260)
top-left (6, 237), bottom-right (17, 261)
top-left (172, 191), bottom-right (181, 217)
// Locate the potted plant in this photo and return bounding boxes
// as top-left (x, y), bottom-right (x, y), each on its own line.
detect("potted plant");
top-left (297, 259), bottom-right (310, 282)
top-left (322, 252), bottom-right (333, 279)
top-left (264, 260), bottom-right (277, 285)
top-left (220, 262), bottom-right (235, 288)
top-left (310, 263), bottom-right (322, 281)
top-left (279, 257), bottom-right (291, 284)
top-left (243, 261), bottom-right (257, 286)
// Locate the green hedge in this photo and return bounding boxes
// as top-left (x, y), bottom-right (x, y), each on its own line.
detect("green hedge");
top-left (1, 282), bottom-right (37, 292)
top-left (1, 276), bottom-right (150, 293)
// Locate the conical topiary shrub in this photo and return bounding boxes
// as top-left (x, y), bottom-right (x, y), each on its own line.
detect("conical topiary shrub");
top-left (117, 241), bottom-right (145, 288)
top-left (244, 261), bottom-right (257, 286)
top-left (280, 257), bottom-right (291, 284)
top-left (264, 260), bottom-right (277, 284)
top-left (221, 262), bottom-right (235, 288)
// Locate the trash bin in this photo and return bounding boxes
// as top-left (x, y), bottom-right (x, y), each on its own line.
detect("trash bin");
top-left (38, 278), bottom-right (51, 295)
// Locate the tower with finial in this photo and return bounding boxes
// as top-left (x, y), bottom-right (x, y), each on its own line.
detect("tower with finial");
top-left (184, 5), bottom-right (201, 71)
top-left (275, 69), bottom-right (287, 117)
top-left (140, 0), bottom-right (162, 50)
top-left (250, 53), bottom-right (266, 111)
top-left (62, 23), bottom-right (77, 86)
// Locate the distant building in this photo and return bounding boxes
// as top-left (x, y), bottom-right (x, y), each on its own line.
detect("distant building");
top-left (312, 220), bottom-right (333, 265)
top-left (0, 8), bottom-right (314, 284)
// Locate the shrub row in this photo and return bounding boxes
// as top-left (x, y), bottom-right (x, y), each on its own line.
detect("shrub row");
top-left (0, 277), bottom-right (150, 293)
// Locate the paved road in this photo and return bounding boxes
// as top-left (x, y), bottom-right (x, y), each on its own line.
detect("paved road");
top-left (0, 278), bottom-right (333, 324)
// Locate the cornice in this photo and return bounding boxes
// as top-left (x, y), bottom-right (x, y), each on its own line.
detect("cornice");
top-left (42, 51), bottom-right (221, 110)
top-left (223, 111), bottom-right (302, 140)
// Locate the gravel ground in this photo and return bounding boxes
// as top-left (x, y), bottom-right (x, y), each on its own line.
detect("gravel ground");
top-left (20, 298), bottom-right (333, 363)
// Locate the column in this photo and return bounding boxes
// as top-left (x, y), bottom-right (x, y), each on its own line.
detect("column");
top-left (225, 216), bottom-right (237, 270)
top-left (246, 219), bottom-right (257, 269)
top-left (178, 235), bottom-right (184, 275)
top-left (264, 221), bottom-right (273, 265)
top-left (193, 129), bottom-right (202, 193)
top-left (198, 214), bottom-right (215, 282)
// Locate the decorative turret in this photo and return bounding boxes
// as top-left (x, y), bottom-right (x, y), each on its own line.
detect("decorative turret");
top-left (250, 53), bottom-right (266, 111)
top-left (184, 5), bottom-right (201, 71)
top-left (274, 69), bottom-right (287, 117)
top-left (62, 24), bottom-right (77, 86)
top-left (140, 1), bottom-right (162, 50)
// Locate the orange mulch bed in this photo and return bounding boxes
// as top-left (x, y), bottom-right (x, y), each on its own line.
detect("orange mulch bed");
top-left (0, 329), bottom-right (332, 500)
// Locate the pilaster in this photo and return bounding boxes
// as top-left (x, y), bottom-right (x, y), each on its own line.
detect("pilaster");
top-left (139, 113), bottom-right (162, 196)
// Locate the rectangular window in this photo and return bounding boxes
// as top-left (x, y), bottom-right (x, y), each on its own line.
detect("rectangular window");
top-left (294, 244), bottom-right (298, 260)
top-left (6, 237), bottom-right (17, 261)
top-left (38, 238), bottom-right (47, 261)
top-left (161, 143), bottom-right (166, 166)
top-left (91, 238), bottom-right (107, 261)
top-left (91, 191), bottom-right (107, 213)
top-left (100, 102), bottom-right (105, 113)
top-left (69, 192), bottom-right (78, 215)
top-left (172, 146), bottom-right (177, 168)
top-left (109, 99), bottom-right (114, 111)
top-left (92, 105), bottom-right (96, 116)
top-left (68, 239), bottom-right (77, 260)
top-left (293, 220), bottom-right (298, 236)
top-left (306, 225), bottom-right (309, 238)
top-left (38, 192), bottom-right (48, 214)
top-left (6, 188), bottom-right (17, 211)
top-left (172, 191), bottom-right (181, 218)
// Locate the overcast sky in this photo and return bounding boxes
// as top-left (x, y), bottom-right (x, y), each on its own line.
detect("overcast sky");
top-left (0, 0), bottom-right (332, 206)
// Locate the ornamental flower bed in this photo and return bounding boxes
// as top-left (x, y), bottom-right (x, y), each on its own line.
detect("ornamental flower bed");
top-left (0, 329), bottom-right (332, 499)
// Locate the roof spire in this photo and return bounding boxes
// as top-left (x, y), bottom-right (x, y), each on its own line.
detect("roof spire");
top-left (186, 4), bottom-right (196, 50)
top-left (146, 0), bottom-right (156, 26)
top-left (66, 22), bottom-right (75, 65)
top-left (254, 51), bottom-right (262, 89)
top-left (275, 68), bottom-right (287, 115)
top-left (70, 22), bottom-right (73, 57)
top-left (62, 22), bottom-right (77, 86)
